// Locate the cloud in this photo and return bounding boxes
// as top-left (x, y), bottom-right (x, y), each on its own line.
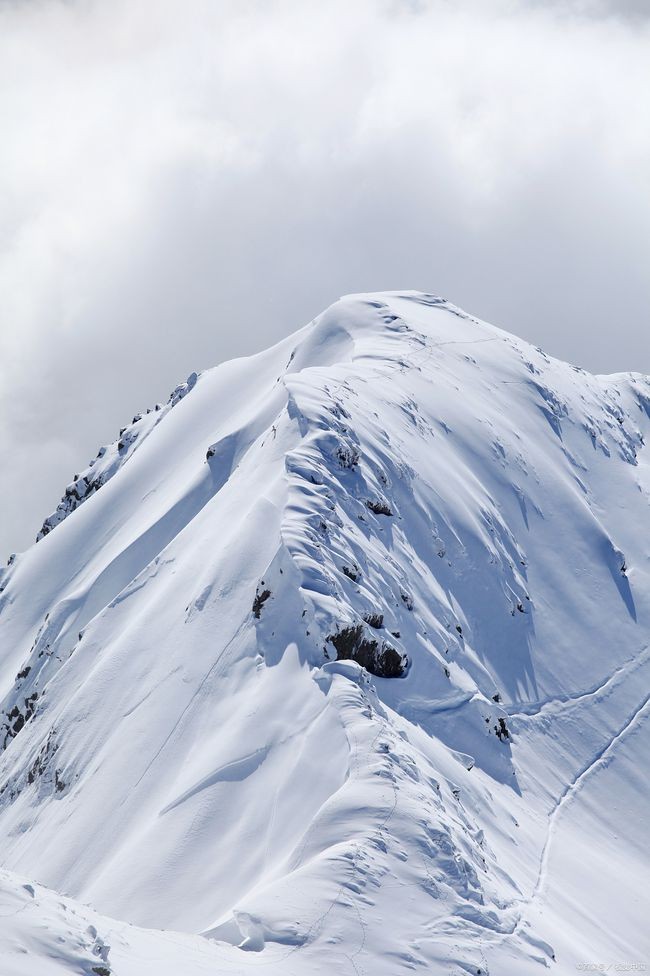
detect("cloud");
top-left (1, 0), bottom-right (649, 555)
top-left (523, 0), bottom-right (650, 20)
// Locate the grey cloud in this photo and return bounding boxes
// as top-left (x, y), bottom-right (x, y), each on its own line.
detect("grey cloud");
top-left (524, 0), bottom-right (650, 20)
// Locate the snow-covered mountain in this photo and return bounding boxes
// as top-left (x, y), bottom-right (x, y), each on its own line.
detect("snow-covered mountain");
top-left (0, 292), bottom-right (648, 976)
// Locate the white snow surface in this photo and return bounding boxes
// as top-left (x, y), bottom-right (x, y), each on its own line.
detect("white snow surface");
top-left (0, 292), bottom-right (648, 975)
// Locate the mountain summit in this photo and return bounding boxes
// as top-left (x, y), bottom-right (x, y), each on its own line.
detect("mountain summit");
top-left (1, 293), bottom-right (648, 975)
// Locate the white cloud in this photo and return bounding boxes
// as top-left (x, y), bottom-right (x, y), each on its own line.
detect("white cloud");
top-left (1, 0), bottom-right (649, 555)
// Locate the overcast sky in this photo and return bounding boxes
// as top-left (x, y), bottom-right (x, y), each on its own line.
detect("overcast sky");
top-left (1, 0), bottom-right (649, 558)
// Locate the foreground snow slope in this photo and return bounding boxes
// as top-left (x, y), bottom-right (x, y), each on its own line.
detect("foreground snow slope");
top-left (0, 292), bottom-right (648, 975)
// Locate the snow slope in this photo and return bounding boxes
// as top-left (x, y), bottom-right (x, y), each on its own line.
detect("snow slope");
top-left (0, 292), bottom-right (648, 975)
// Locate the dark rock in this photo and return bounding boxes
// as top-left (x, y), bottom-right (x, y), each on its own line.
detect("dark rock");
top-left (252, 588), bottom-right (271, 619)
top-left (495, 717), bottom-right (510, 741)
top-left (327, 624), bottom-right (407, 678)
top-left (363, 613), bottom-right (384, 629)
top-left (336, 445), bottom-right (360, 469)
top-left (366, 499), bottom-right (393, 516)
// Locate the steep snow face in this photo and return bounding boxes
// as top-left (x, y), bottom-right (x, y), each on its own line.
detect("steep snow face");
top-left (0, 292), bottom-right (648, 975)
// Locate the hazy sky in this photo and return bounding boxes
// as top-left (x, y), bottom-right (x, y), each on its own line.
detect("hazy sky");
top-left (1, 0), bottom-right (649, 557)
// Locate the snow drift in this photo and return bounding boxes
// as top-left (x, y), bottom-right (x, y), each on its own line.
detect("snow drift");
top-left (0, 292), bottom-right (648, 975)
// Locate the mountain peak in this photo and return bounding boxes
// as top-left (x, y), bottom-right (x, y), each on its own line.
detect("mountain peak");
top-left (0, 295), bottom-right (648, 974)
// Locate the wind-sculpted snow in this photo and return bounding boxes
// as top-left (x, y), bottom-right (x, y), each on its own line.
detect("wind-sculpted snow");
top-left (0, 292), bottom-right (648, 975)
